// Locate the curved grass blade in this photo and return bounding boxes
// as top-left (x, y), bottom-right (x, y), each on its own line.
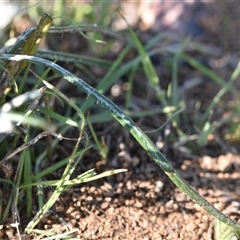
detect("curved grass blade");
top-left (20, 169), bottom-right (127, 188)
top-left (2, 54), bottom-right (240, 232)
top-left (37, 49), bottom-right (112, 68)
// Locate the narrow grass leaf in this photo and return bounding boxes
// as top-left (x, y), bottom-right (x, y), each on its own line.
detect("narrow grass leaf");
top-left (23, 147), bottom-right (32, 219)
top-left (87, 117), bottom-right (108, 160)
top-left (181, 53), bottom-right (238, 94)
top-left (38, 106), bottom-right (78, 127)
top-left (0, 112), bottom-right (55, 133)
top-left (128, 26), bottom-right (166, 106)
top-left (22, 169), bottom-right (127, 188)
top-left (125, 63), bottom-right (138, 109)
top-left (37, 49), bottom-right (112, 68)
top-left (81, 44), bottom-right (131, 112)
top-left (145, 33), bottom-right (165, 50)
top-left (3, 55), bottom-right (240, 232)
top-left (196, 60), bottom-right (240, 132)
top-left (171, 37), bottom-right (191, 105)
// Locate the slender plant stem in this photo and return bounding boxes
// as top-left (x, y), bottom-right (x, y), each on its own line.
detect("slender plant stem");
top-left (1, 54), bottom-right (240, 231)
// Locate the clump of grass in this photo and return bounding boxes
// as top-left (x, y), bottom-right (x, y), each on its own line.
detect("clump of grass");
top-left (0, 12), bottom-right (127, 238)
top-left (1, 3), bottom-right (240, 239)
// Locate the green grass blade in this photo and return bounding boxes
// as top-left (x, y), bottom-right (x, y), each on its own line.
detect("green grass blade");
top-left (145, 33), bottom-right (165, 50)
top-left (128, 27), bottom-right (166, 106)
top-left (125, 63), bottom-right (138, 109)
top-left (230, 60), bottom-right (240, 81)
top-left (3, 54), bottom-right (240, 232)
top-left (48, 24), bottom-right (124, 40)
top-left (171, 37), bottom-right (191, 105)
top-left (0, 182), bottom-right (14, 224)
top-left (80, 44), bottom-right (131, 112)
top-left (21, 169), bottom-right (127, 188)
top-left (0, 112), bottom-right (55, 131)
top-left (186, 58), bottom-right (240, 140)
top-left (181, 53), bottom-right (238, 94)
top-left (23, 146), bottom-right (32, 219)
top-left (38, 106), bottom-right (78, 127)
top-left (37, 49), bottom-right (112, 68)
top-left (32, 152), bottom-right (83, 180)
top-left (87, 117), bottom-right (108, 160)
top-left (25, 139), bottom-right (88, 232)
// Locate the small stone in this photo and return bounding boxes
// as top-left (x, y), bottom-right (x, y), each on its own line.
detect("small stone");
top-left (218, 155), bottom-right (233, 172)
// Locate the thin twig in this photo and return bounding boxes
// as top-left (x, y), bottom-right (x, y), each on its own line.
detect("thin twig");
top-left (0, 131), bottom-right (78, 165)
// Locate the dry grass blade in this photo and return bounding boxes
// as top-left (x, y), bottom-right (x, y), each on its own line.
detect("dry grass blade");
top-left (0, 13), bottom-right (52, 100)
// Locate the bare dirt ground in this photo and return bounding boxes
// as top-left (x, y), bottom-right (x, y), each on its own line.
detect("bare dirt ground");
top-left (1, 2), bottom-right (240, 239)
top-left (37, 153), bottom-right (240, 240)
